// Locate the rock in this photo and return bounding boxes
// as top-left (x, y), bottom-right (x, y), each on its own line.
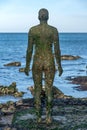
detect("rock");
top-left (27, 86), bottom-right (34, 96)
top-left (67, 76), bottom-right (87, 91)
top-left (52, 86), bottom-right (69, 98)
top-left (15, 100), bottom-right (23, 106)
top-left (61, 55), bottom-right (81, 60)
top-left (71, 76), bottom-right (87, 91)
top-left (0, 82), bottom-right (24, 97)
top-left (28, 86), bottom-right (70, 99)
top-left (1, 105), bottom-right (15, 114)
top-left (8, 82), bottom-right (17, 93)
top-left (6, 101), bottom-right (14, 106)
top-left (19, 68), bottom-right (25, 72)
top-left (1, 95), bottom-right (87, 130)
top-left (19, 67), bottom-right (31, 72)
top-left (4, 62), bottom-right (21, 66)
top-left (14, 92), bottom-right (24, 97)
top-left (11, 128), bottom-right (17, 130)
top-left (0, 82), bottom-right (17, 95)
top-left (12, 100), bottom-right (87, 130)
top-left (0, 114), bottom-right (13, 124)
top-left (3, 126), bottom-right (11, 130)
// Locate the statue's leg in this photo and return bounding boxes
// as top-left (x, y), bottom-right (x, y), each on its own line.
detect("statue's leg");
top-left (32, 68), bottom-right (42, 122)
top-left (44, 67), bottom-right (55, 124)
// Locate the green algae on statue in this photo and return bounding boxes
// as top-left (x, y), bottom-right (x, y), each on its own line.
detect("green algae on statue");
top-left (25, 8), bottom-right (63, 124)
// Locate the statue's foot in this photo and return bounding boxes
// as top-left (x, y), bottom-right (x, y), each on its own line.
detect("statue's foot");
top-left (46, 116), bottom-right (52, 124)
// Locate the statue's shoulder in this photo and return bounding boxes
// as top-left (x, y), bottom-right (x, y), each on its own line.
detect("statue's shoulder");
top-left (49, 25), bottom-right (58, 34)
top-left (29, 25), bottom-right (40, 33)
top-left (48, 25), bottom-right (58, 31)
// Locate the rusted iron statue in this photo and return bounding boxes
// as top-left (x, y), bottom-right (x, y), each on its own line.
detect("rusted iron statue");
top-left (25, 8), bottom-right (63, 124)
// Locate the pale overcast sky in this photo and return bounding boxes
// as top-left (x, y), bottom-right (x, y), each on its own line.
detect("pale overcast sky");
top-left (0, 0), bottom-right (87, 32)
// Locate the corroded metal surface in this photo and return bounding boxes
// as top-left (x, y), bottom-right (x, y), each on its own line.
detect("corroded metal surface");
top-left (25, 8), bottom-right (63, 123)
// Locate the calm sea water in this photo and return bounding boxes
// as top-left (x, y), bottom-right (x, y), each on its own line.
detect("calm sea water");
top-left (0, 33), bottom-right (87, 103)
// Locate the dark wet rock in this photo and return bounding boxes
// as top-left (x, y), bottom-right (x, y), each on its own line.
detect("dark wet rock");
top-left (61, 55), bottom-right (81, 60)
top-left (12, 97), bottom-right (87, 130)
top-left (3, 126), bottom-right (12, 130)
top-left (15, 100), bottom-right (23, 106)
top-left (1, 106), bottom-right (15, 115)
top-left (52, 86), bottom-right (71, 98)
top-left (0, 114), bottom-right (13, 127)
top-left (3, 127), bottom-right (17, 130)
top-left (1, 101), bottom-right (15, 115)
top-left (0, 83), bottom-right (87, 130)
top-left (4, 62), bottom-right (21, 67)
top-left (0, 97), bottom-right (87, 129)
top-left (53, 98), bottom-right (87, 106)
top-left (66, 76), bottom-right (87, 91)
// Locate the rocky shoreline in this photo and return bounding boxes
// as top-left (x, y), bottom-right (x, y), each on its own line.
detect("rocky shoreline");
top-left (0, 75), bottom-right (87, 129)
top-left (0, 78), bottom-right (87, 130)
top-left (0, 55), bottom-right (87, 129)
top-left (0, 93), bottom-right (87, 129)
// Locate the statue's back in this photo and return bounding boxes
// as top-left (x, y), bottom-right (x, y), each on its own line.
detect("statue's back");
top-left (30, 24), bottom-right (57, 68)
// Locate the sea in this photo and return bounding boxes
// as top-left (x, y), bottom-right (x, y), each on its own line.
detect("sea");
top-left (0, 33), bottom-right (87, 103)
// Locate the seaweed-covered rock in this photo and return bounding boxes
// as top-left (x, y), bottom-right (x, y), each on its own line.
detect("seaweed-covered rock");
top-left (28, 85), bottom-right (70, 99)
top-left (0, 82), bottom-right (17, 95)
top-left (12, 99), bottom-right (87, 130)
top-left (1, 97), bottom-right (87, 129)
top-left (61, 55), bottom-right (81, 60)
top-left (4, 62), bottom-right (21, 66)
top-left (0, 82), bottom-right (24, 97)
top-left (1, 105), bottom-right (15, 114)
top-left (14, 92), bottom-right (24, 97)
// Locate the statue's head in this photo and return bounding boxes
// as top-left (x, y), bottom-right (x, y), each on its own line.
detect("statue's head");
top-left (38, 8), bottom-right (49, 21)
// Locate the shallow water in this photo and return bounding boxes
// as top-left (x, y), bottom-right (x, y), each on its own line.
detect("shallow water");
top-left (0, 33), bottom-right (87, 103)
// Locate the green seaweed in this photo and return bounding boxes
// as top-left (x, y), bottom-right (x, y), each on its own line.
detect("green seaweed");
top-left (72, 123), bottom-right (87, 130)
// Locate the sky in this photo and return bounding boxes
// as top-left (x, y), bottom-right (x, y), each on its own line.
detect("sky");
top-left (0, 0), bottom-right (87, 32)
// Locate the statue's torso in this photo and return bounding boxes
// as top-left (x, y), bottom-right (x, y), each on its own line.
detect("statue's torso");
top-left (30, 23), bottom-right (57, 69)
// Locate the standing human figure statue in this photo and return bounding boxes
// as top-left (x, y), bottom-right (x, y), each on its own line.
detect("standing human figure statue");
top-left (25, 8), bottom-right (63, 124)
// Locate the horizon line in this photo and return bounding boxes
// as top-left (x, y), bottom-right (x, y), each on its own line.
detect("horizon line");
top-left (0, 32), bottom-right (87, 33)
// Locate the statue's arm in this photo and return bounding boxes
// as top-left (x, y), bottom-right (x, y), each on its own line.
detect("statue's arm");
top-left (54, 29), bottom-right (63, 76)
top-left (25, 29), bottom-right (33, 75)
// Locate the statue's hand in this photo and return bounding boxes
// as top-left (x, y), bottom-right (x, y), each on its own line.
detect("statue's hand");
top-left (58, 66), bottom-right (63, 76)
top-left (24, 67), bottom-right (29, 76)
